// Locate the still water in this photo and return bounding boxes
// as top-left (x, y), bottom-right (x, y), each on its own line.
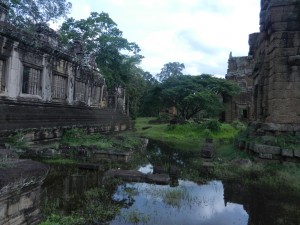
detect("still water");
top-left (111, 180), bottom-right (248, 225)
top-left (41, 140), bottom-right (300, 225)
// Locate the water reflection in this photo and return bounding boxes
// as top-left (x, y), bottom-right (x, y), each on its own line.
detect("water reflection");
top-left (111, 180), bottom-right (249, 225)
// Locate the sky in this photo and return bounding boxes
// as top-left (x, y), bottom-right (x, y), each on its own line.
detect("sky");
top-left (64, 0), bottom-right (261, 77)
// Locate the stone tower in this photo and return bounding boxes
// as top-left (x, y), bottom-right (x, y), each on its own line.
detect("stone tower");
top-left (249, 0), bottom-right (300, 134)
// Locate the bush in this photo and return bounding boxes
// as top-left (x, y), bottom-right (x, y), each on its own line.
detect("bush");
top-left (157, 114), bottom-right (173, 123)
top-left (231, 120), bottom-right (246, 130)
top-left (201, 119), bottom-right (221, 132)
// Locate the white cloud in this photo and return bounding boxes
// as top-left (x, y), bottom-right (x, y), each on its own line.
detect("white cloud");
top-left (66, 0), bottom-right (260, 76)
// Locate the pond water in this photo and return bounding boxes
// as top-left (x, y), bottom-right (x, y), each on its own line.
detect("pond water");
top-left (111, 180), bottom-right (248, 225)
top-left (40, 140), bottom-right (300, 225)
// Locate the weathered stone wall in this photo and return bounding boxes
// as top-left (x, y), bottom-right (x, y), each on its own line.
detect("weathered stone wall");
top-left (0, 159), bottom-right (49, 225)
top-left (225, 54), bottom-right (254, 122)
top-left (250, 0), bottom-right (300, 133)
top-left (0, 98), bottom-right (132, 143)
top-left (0, 4), bottom-right (132, 142)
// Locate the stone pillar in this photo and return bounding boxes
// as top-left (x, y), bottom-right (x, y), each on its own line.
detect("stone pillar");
top-left (100, 84), bottom-right (104, 107)
top-left (66, 64), bottom-right (75, 105)
top-left (42, 54), bottom-right (52, 102)
top-left (6, 42), bottom-right (21, 98)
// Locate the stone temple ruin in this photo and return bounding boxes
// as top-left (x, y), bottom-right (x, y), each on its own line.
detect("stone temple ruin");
top-left (226, 0), bottom-right (300, 160)
top-left (225, 53), bottom-right (254, 122)
top-left (0, 3), bottom-right (131, 143)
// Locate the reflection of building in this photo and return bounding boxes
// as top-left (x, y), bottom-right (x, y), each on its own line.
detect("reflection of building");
top-left (224, 53), bottom-right (254, 122)
top-left (0, 4), bottom-right (131, 142)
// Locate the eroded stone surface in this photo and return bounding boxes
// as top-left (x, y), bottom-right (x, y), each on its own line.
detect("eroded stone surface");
top-left (0, 159), bottom-right (49, 225)
top-left (253, 144), bottom-right (281, 155)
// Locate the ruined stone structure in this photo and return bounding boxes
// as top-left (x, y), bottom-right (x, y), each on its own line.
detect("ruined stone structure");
top-left (249, 0), bottom-right (300, 133)
top-left (0, 4), bottom-right (131, 142)
top-left (228, 0), bottom-right (300, 160)
top-left (226, 0), bottom-right (300, 134)
top-left (0, 156), bottom-right (49, 225)
top-left (225, 53), bottom-right (254, 122)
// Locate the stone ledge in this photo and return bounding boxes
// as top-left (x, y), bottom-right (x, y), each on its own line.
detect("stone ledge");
top-left (261, 123), bottom-right (300, 132)
top-left (253, 144), bottom-right (281, 155)
top-left (281, 149), bottom-right (294, 157)
top-left (0, 159), bottom-right (49, 194)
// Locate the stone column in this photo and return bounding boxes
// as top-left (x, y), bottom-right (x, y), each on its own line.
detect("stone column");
top-left (42, 54), bottom-right (52, 102)
top-left (66, 63), bottom-right (75, 105)
top-left (6, 42), bottom-right (21, 99)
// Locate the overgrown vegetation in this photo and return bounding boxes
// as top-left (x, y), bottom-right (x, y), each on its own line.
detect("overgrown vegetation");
top-left (135, 117), bottom-right (239, 151)
top-left (60, 128), bottom-right (143, 153)
top-left (6, 132), bottom-right (29, 149)
top-left (236, 126), bottom-right (300, 150)
top-left (40, 182), bottom-right (123, 225)
top-left (134, 117), bottom-right (300, 194)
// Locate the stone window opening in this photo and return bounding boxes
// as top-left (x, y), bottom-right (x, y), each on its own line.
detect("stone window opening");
top-left (92, 86), bottom-right (101, 105)
top-left (52, 74), bottom-right (67, 100)
top-left (21, 66), bottom-right (42, 96)
top-left (75, 81), bottom-right (87, 102)
top-left (0, 59), bottom-right (5, 92)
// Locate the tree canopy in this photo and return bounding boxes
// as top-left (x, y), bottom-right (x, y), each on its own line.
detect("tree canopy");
top-left (144, 74), bottom-right (240, 120)
top-left (59, 12), bottom-right (143, 88)
top-left (157, 62), bottom-right (185, 82)
top-left (5, 0), bottom-right (72, 28)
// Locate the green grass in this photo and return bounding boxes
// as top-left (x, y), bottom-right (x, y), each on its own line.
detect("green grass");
top-left (134, 117), bottom-right (300, 194)
top-left (134, 117), bottom-right (240, 151)
top-left (60, 128), bottom-right (144, 153)
top-left (61, 128), bottom-right (113, 149)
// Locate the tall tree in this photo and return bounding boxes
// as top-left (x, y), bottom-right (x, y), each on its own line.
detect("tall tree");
top-left (59, 12), bottom-right (143, 88)
top-left (144, 74), bottom-right (240, 120)
top-left (157, 62), bottom-right (185, 82)
top-left (5, 0), bottom-right (71, 28)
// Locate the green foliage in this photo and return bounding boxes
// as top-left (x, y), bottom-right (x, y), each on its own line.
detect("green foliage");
top-left (202, 128), bottom-right (213, 139)
top-left (39, 214), bottom-right (84, 225)
top-left (81, 188), bottom-right (121, 223)
top-left (61, 128), bottom-right (113, 149)
top-left (157, 114), bottom-right (173, 123)
top-left (231, 120), bottom-right (246, 130)
top-left (7, 132), bottom-right (28, 149)
top-left (201, 119), bottom-right (221, 132)
top-left (157, 62), bottom-right (185, 82)
top-left (59, 12), bottom-right (142, 88)
top-left (135, 117), bottom-right (239, 151)
top-left (144, 74), bottom-right (239, 120)
top-left (7, 0), bottom-right (71, 29)
top-left (235, 127), bottom-right (300, 150)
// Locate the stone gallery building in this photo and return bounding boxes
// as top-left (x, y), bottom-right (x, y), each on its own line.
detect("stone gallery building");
top-left (0, 4), bottom-right (130, 142)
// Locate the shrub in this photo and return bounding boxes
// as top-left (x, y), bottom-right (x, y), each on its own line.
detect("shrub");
top-left (201, 119), bottom-right (221, 132)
